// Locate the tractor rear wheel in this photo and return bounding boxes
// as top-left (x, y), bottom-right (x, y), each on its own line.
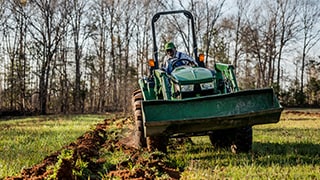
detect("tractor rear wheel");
top-left (132, 89), bottom-right (147, 148)
top-left (209, 126), bottom-right (252, 153)
top-left (132, 89), bottom-right (169, 152)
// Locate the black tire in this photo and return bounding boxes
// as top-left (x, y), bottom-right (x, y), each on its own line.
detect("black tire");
top-left (209, 126), bottom-right (252, 153)
top-left (234, 126), bottom-right (252, 153)
top-left (132, 89), bottom-right (147, 148)
top-left (209, 129), bottom-right (235, 149)
top-left (147, 136), bottom-right (168, 153)
top-left (132, 89), bottom-right (168, 152)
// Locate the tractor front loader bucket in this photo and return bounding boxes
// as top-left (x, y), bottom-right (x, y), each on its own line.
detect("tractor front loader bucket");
top-left (142, 88), bottom-right (283, 136)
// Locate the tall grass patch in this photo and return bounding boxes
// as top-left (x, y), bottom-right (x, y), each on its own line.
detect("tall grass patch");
top-left (0, 114), bottom-right (108, 178)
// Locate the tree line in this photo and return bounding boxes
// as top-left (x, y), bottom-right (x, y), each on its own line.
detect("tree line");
top-left (0, 0), bottom-right (319, 115)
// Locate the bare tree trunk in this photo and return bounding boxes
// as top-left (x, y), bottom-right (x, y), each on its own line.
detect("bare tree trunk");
top-left (276, 0), bottom-right (298, 93)
top-left (204, 0), bottom-right (225, 65)
top-left (107, 1), bottom-right (117, 112)
top-left (2, 1), bottom-right (30, 112)
top-left (299, 0), bottom-right (320, 95)
top-left (69, 0), bottom-right (86, 113)
top-left (27, 0), bottom-right (69, 114)
top-left (233, 0), bottom-right (249, 75)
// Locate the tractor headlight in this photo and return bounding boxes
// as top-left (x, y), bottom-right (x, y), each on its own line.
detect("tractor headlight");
top-left (181, 84), bottom-right (194, 92)
top-left (200, 82), bottom-right (214, 90)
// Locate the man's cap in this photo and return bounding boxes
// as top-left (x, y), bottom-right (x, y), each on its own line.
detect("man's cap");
top-left (165, 42), bottom-right (175, 50)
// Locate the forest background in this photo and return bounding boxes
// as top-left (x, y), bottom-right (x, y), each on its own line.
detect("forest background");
top-left (0, 0), bottom-right (319, 115)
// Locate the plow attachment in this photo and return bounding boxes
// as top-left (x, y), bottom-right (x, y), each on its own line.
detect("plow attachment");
top-left (142, 88), bottom-right (283, 136)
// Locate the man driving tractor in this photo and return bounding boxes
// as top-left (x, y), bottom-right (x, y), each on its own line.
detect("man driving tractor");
top-left (162, 42), bottom-right (198, 73)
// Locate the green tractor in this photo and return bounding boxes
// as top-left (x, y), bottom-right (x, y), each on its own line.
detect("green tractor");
top-left (132, 10), bottom-right (283, 153)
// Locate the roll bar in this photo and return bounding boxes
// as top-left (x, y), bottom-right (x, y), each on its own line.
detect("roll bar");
top-left (151, 10), bottom-right (203, 69)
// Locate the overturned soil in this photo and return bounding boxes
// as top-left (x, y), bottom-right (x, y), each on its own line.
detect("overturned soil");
top-left (5, 117), bottom-right (181, 180)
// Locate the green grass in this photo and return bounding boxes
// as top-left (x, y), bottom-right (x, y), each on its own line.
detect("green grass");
top-left (0, 114), bottom-right (109, 178)
top-left (1, 111), bottom-right (320, 179)
top-left (168, 117), bottom-right (320, 179)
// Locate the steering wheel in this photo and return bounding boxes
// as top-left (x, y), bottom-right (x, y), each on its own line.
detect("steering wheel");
top-left (171, 58), bottom-right (195, 69)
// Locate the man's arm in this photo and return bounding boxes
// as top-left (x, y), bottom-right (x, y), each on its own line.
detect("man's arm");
top-left (178, 52), bottom-right (198, 66)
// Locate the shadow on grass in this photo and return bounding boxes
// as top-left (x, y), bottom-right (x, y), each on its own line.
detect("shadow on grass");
top-left (171, 140), bottom-right (320, 167)
top-left (251, 142), bottom-right (320, 166)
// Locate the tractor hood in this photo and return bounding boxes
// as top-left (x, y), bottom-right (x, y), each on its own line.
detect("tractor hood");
top-left (170, 66), bottom-right (214, 84)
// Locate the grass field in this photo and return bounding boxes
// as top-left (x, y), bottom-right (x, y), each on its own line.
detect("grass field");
top-left (0, 114), bottom-right (110, 178)
top-left (0, 110), bottom-right (319, 179)
top-left (171, 111), bottom-right (320, 179)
